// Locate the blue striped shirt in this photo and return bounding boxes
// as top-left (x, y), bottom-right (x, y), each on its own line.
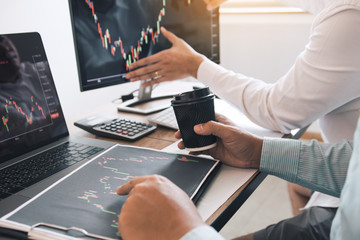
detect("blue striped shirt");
top-left (182, 120), bottom-right (359, 240)
top-left (260, 137), bottom-right (353, 198)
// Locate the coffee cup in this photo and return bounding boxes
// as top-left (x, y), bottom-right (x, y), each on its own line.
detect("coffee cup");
top-left (171, 87), bottom-right (217, 151)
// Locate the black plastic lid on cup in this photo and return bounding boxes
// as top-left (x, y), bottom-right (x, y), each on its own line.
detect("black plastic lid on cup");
top-left (171, 87), bottom-right (214, 105)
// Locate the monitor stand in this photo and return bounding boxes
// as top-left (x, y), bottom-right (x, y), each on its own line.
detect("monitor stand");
top-left (117, 81), bottom-right (174, 115)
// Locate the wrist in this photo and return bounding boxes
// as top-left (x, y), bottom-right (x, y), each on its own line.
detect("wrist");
top-left (250, 137), bottom-right (263, 169)
top-left (190, 53), bottom-right (205, 78)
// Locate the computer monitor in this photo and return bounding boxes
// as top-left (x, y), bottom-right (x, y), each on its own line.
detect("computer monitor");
top-left (68, 0), bottom-right (220, 114)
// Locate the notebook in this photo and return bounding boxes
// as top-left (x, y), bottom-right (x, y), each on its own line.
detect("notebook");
top-left (0, 144), bottom-right (220, 239)
top-left (0, 32), bottom-right (115, 216)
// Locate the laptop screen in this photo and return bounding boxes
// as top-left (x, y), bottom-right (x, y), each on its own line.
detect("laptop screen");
top-left (0, 32), bottom-right (68, 163)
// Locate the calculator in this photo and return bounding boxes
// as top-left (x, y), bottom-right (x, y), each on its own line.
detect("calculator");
top-left (74, 114), bottom-right (157, 141)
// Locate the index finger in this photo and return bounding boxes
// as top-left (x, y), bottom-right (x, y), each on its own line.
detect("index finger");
top-left (194, 120), bottom-right (227, 137)
top-left (175, 130), bottom-right (181, 139)
top-left (204, 0), bottom-right (226, 10)
top-left (116, 176), bottom-right (151, 195)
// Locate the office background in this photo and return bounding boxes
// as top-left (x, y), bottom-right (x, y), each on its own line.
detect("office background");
top-left (0, 0), bottom-right (313, 120)
top-left (0, 0), bottom-right (316, 237)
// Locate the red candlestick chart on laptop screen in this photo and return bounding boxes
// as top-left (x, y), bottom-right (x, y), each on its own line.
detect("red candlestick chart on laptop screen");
top-left (0, 32), bottom-right (68, 162)
top-left (0, 53), bottom-right (60, 143)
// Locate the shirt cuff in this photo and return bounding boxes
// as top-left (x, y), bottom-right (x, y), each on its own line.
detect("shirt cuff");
top-left (180, 225), bottom-right (225, 240)
top-left (197, 58), bottom-right (225, 87)
top-left (260, 137), bottom-right (301, 182)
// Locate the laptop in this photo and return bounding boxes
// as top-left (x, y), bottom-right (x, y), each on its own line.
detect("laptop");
top-left (0, 32), bottom-right (115, 216)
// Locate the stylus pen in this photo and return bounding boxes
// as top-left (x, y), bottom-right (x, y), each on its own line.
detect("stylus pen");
top-left (0, 227), bottom-right (28, 239)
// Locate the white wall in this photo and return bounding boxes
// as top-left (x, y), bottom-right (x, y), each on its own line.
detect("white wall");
top-left (219, 12), bottom-right (320, 132)
top-left (219, 13), bottom-right (314, 82)
top-left (0, 1), bottom-right (316, 130)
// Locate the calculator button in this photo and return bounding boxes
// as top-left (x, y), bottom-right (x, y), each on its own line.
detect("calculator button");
top-left (91, 118), bottom-right (156, 141)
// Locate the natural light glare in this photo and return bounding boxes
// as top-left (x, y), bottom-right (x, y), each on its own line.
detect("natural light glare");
top-left (220, 0), bottom-right (305, 14)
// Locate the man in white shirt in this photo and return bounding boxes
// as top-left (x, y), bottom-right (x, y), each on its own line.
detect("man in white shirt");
top-left (125, 0), bottom-right (360, 238)
top-left (126, 0), bottom-right (360, 144)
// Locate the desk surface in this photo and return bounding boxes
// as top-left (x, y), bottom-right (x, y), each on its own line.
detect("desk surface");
top-left (66, 81), bottom-right (285, 231)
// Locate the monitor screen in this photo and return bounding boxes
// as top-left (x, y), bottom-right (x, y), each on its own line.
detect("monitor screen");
top-left (68, 0), bottom-right (220, 92)
top-left (0, 32), bottom-right (68, 161)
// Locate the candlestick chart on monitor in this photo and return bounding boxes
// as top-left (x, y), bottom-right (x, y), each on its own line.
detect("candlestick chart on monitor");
top-left (69, 0), bottom-right (219, 91)
top-left (84, 0), bottom-right (168, 72)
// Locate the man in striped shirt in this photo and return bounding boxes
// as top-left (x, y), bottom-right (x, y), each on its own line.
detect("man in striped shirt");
top-left (116, 115), bottom-right (358, 239)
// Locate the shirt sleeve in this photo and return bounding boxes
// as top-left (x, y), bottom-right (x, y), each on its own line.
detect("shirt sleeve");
top-left (331, 117), bottom-right (360, 239)
top-left (260, 137), bottom-right (353, 197)
top-left (180, 225), bottom-right (225, 240)
top-left (197, 8), bottom-right (360, 134)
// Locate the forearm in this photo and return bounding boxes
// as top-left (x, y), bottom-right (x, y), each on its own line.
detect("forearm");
top-left (260, 138), bottom-right (353, 197)
top-left (197, 9), bottom-right (360, 134)
top-left (197, 59), bottom-right (314, 134)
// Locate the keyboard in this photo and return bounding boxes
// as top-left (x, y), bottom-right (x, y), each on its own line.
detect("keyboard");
top-left (0, 142), bottom-right (104, 200)
top-left (148, 107), bottom-right (179, 130)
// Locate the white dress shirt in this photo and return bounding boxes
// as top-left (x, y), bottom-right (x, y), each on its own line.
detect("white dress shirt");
top-left (197, 0), bottom-right (360, 209)
top-left (198, 0), bottom-right (360, 141)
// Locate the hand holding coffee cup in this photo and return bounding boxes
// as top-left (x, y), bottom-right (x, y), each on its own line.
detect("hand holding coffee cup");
top-left (171, 87), bottom-right (217, 151)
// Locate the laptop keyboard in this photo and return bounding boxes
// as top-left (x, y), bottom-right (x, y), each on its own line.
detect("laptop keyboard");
top-left (0, 142), bottom-right (104, 200)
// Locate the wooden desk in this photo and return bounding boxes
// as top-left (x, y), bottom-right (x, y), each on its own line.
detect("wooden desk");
top-left (67, 86), bottom-right (294, 232)
top-left (67, 99), bottom-right (179, 150)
